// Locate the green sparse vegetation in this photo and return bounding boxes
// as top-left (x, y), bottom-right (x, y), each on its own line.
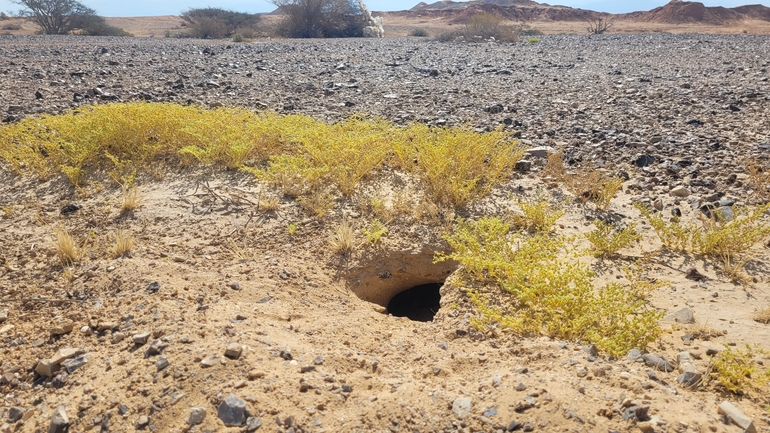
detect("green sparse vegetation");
top-left (636, 202), bottom-right (770, 279)
top-left (409, 28), bottom-right (429, 37)
top-left (585, 220), bottom-right (642, 258)
top-left (363, 219), bottom-right (387, 245)
top-left (709, 345), bottom-right (770, 397)
top-left (510, 194), bottom-right (564, 234)
top-left (438, 217), bottom-right (663, 356)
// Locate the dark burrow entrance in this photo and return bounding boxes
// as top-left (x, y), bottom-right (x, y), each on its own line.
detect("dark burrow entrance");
top-left (387, 283), bottom-right (443, 322)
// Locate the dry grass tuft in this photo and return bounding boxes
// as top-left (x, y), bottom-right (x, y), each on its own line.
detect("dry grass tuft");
top-left (259, 196), bottom-right (280, 212)
top-left (330, 219), bottom-right (354, 256)
top-left (753, 307), bottom-right (770, 324)
top-left (120, 185), bottom-right (141, 214)
top-left (53, 227), bottom-right (81, 265)
top-left (685, 322), bottom-right (727, 341)
top-left (298, 188), bottom-right (335, 219)
top-left (111, 229), bottom-right (134, 258)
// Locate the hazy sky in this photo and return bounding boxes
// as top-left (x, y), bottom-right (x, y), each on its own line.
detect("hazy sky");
top-left (1, 0), bottom-right (768, 17)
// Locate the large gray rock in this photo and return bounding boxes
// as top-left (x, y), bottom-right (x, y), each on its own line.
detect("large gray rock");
top-left (452, 397), bottom-right (472, 419)
top-left (48, 406), bottom-right (69, 433)
top-left (217, 394), bottom-right (247, 426)
top-left (642, 353), bottom-right (675, 372)
top-left (718, 401), bottom-right (757, 433)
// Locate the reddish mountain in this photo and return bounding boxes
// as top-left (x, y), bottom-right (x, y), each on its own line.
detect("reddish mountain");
top-left (393, 0), bottom-right (770, 25)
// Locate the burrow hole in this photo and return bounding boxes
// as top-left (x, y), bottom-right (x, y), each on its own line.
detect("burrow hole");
top-left (387, 282), bottom-right (443, 322)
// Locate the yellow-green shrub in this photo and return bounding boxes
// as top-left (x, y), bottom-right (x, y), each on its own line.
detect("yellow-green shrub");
top-left (710, 345), bottom-right (770, 397)
top-left (510, 194), bottom-right (564, 233)
top-left (393, 124), bottom-right (524, 207)
top-left (438, 217), bottom-right (662, 356)
top-left (636, 202), bottom-right (770, 278)
top-left (585, 220), bottom-right (642, 258)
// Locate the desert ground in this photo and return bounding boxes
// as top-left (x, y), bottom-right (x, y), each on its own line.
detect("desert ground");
top-left (1, 31), bottom-right (770, 433)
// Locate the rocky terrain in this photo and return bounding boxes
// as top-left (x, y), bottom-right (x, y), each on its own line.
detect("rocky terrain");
top-left (1, 35), bottom-right (770, 433)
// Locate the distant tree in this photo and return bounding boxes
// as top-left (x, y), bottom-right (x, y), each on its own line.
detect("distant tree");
top-left (587, 16), bottom-right (614, 35)
top-left (180, 8), bottom-right (260, 39)
top-left (11, 0), bottom-right (130, 35)
top-left (271, 0), bottom-right (365, 38)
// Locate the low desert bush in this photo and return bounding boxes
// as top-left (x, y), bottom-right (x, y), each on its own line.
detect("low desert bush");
top-left (542, 151), bottom-right (622, 209)
top-left (438, 217), bottom-right (663, 356)
top-left (0, 103), bottom-right (523, 211)
top-left (409, 28), bottom-right (429, 37)
top-left (1, 22), bottom-right (21, 31)
top-left (510, 194), bottom-right (564, 233)
top-left (393, 123), bottom-right (524, 207)
top-left (709, 345), bottom-right (770, 397)
top-left (527, 37), bottom-right (540, 43)
top-left (585, 220), bottom-right (641, 258)
top-left (298, 188), bottom-right (335, 218)
top-left (636, 202), bottom-right (770, 278)
top-left (0, 12), bottom-right (9, 21)
top-left (438, 13), bottom-right (520, 42)
top-left (180, 8), bottom-right (260, 39)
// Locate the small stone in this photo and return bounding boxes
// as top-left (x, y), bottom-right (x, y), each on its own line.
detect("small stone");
top-left (483, 408), bottom-right (498, 417)
top-left (642, 354), bottom-right (675, 372)
top-left (217, 394), bottom-right (247, 427)
top-left (51, 347), bottom-right (84, 365)
top-left (662, 307), bottom-right (695, 324)
top-left (48, 406), bottom-right (69, 433)
top-left (685, 268), bottom-right (707, 282)
top-left (0, 309), bottom-right (7, 323)
top-left (670, 185), bottom-right (690, 197)
top-left (300, 365), bottom-right (316, 373)
top-left (188, 407), bottom-right (206, 425)
top-left (156, 357), bottom-right (169, 371)
top-left (576, 366), bottom-right (588, 378)
top-left (637, 421), bottom-right (655, 433)
top-left (525, 146), bottom-right (555, 159)
top-left (133, 333), bottom-right (151, 345)
top-left (145, 339), bottom-right (167, 357)
top-left (677, 372), bottom-right (702, 388)
top-left (8, 406), bottom-right (24, 422)
top-left (229, 281), bottom-right (240, 290)
top-left (718, 401), bottom-right (757, 433)
top-left (627, 348), bottom-right (644, 362)
top-left (507, 420), bottom-right (523, 431)
top-left (61, 355), bottom-right (88, 373)
top-left (246, 417), bottom-right (262, 431)
top-left (313, 356), bottom-right (324, 365)
top-left (59, 203), bottom-right (81, 215)
top-left (50, 321), bottom-right (74, 336)
top-left (201, 355), bottom-right (220, 368)
top-left (111, 332), bottom-right (126, 344)
top-left (248, 370), bottom-right (265, 380)
top-left (438, 342), bottom-right (448, 350)
top-left (97, 321), bottom-right (117, 331)
top-left (36, 360), bottom-right (56, 377)
top-left (452, 397), bottom-right (472, 419)
top-left (225, 343), bottom-right (243, 359)
top-left (622, 405), bottom-right (650, 421)
top-left (136, 415), bottom-right (149, 428)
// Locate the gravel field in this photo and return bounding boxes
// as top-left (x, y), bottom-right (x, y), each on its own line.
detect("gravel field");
top-left (2, 34), bottom-right (770, 178)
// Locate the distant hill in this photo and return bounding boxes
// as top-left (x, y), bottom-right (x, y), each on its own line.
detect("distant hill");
top-left (396, 0), bottom-right (770, 25)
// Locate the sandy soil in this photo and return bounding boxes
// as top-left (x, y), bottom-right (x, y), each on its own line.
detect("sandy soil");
top-left (1, 33), bottom-right (770, 433)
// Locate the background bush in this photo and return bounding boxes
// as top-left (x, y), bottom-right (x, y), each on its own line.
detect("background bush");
top-left (438, 12), bottom-right (520, 43)
top-left (272, 0), bottom-right (365, 38)
top-left (180, 8), bottom-right (260, 39)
